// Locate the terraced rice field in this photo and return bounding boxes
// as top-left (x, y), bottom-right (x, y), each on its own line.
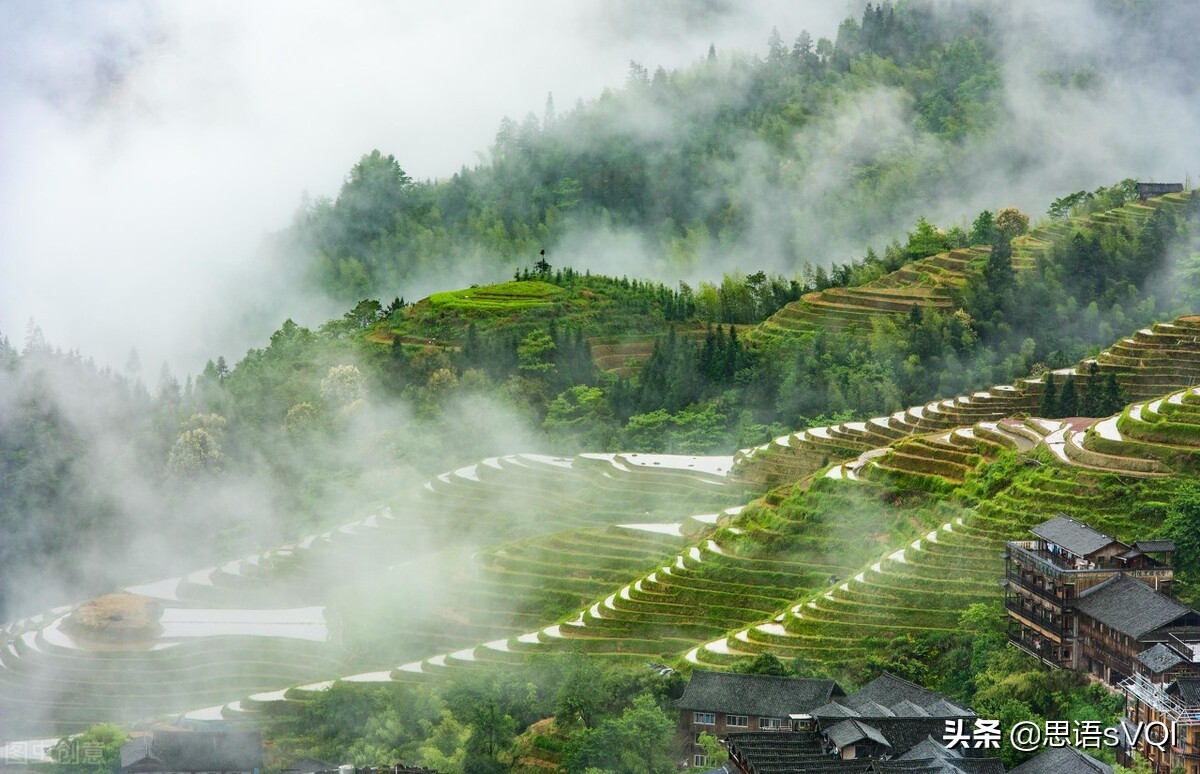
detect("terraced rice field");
top-left (749, 246), bottom-right (986, 342)
top-left (426, 280), bottom-right (566, 312)
top-left (588, 329), bottom-right (706, 376)
top-left (685, 449), bottom-right (1180, 673)
top-left (747, 192), bottom-right (1192, 346)
top-left (1082, 384), bottom-right (1200, 474)
top-left (736, 315), bottom-right (1200, 488)
top-left (149, 374), bottom-right (1198, 725)
top-left (0, 453), bottom-right (742, 738)
top-left (5, 196), bottom-right (1196, 740)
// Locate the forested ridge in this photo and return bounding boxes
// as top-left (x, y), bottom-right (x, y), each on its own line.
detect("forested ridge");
top-left (284, 1), bottom-right (1015, 300)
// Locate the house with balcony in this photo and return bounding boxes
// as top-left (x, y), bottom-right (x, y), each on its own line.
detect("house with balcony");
top-left (1074, 574), bottom-right (1200, 685)
top-left (1003, 515), bottom-right (1175, 671)
top-left (1121, 675), bottom-right (1200, 774)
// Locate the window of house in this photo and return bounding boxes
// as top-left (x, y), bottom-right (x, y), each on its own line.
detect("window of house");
top-left (728, 715), bottom-right (748, 727)
top-left (694, 754), bottom-right (709, 767)
top-left (694, 712), bottom-right (715, 725)
top-left (760, 717), bottom-right (783, 729)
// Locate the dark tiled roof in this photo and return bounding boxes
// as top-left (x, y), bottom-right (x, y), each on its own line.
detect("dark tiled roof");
top-left (889, 699), bottom-right (931, 717)
top-left (1171, 677), bottom-right (1200, 705)
top-left (119, 738), bottom-right (152, 771)
top-left (120, 731), bottom-right (263, 771)
top-left (898, 737), bottom-right (963, 762)
top-left (676, 670), bottom-right (842, 717)
top-left (1136, 643), bottom-right (1186, 673)
top-left (924, 700), bottom-right (974, 718)
top-left (953, 761), bottom-right (1008, 774)
top-left (1137, 182), bottom-right (1185, 197)
top-left (841, 674), bottom-right (974, 718)
top-left (1074, 575), bottom-right (1195, 638)
top-left (1136, 540), bottom-right (1176, 553)
top-left (1030, 515), bottom-right (1121, 556)
top-left (1008, 746), bottom-right (1113, 774)
top-left (856, 700), bottom-right (896, 717)
top-left (825, 719), bottom-right (891, 749)
top-left (869, 720), bottom-right (969, 758)
top-left (811, 700), bottom-right (861, 718)
top-left (885, 737), bottom-right (1004, 774)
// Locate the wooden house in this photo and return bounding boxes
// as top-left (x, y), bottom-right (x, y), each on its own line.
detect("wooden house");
top-left (1003, 515), bottom-right (1174, 670)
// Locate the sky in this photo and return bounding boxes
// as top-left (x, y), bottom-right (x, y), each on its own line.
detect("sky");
top-left (0, 0), bottom-right (852, 374)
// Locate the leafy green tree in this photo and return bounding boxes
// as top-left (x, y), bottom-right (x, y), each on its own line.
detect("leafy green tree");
top-left (320, 364), bottom-right (367, 406)
top-left (334, 150), bottom-right (412, 254)
top-left (50, 724), bottom-right (129, 773)
top-left (1079, 362), bottom-right (1101, 416)
top-left (284, 402), bottom-right (320, 438)
top-left (555, 656), bottom-right (614, 729)
top-left (1166, 483), bottom-right (1200, 581)
top-left (167, 428), bottom-right (222, 479)
top-left (345, 299), bottom-right (384, 329)
top-left (698, 732), bottom-right (729, 765)
top-left (905, 216), bottom-right (950, 260)
top-left (1099, 372), bottom-right (1126, 416)
top-left (564, 694), bottom-right (675, 774)
top-left (969, 210), bottom-right (998, 245)
top-left (544, 386), bottom-right (616, 451)
top-left (994, 207), bottom-right (1029, 239)
top-left (518, 330), bottom-right (557, 375)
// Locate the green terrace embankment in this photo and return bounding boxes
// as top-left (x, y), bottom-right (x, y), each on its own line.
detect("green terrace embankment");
top-left (735, 315), bottom-right (1200, 489)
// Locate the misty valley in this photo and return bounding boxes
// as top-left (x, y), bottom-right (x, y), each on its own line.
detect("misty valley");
top-left (3, 2), bottom-right (1200, 773)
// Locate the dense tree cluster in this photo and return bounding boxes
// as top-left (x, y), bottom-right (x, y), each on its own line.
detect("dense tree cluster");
top-left (284, 2), bottom-right (1009, 302)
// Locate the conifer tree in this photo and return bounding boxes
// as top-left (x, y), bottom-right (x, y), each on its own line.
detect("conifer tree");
top-left (1058, 374), bottom-right (1078, 417)
top-left (1040, 372), bottom-right (1057, 418)
top-left (1100, 372), bottom-right (1126, 415)
top-left (1080, 362), bottom-right (1101, 416)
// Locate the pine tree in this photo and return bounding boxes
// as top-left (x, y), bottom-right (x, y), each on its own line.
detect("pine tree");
top-left (1058, 374), bottom-right (1078, 418)
top-left (1040, 372), bottom-right (1058, 418)
top-left (1080, 362), bottom-right (1101, 416)
top-left (700, 326), bottom-right (716, 383)
top-left (463, 323), bottom-right (481, 368)
top-left (723, 325), bottom-right (740, 379)
top-left (1100, 373), bottom-right (1126, 415)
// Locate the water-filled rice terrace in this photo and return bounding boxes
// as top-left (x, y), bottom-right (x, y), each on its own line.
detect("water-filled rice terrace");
top-left (0, 452), bottom-right (742, 738)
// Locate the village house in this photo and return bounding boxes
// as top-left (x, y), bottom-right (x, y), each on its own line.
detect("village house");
top-left (719, 673), bottom-right (996, 772)
top-left (1121, 674), bottom-right (1200, 773)
top-left (1003, 515), bottom-right (1177, 672)
top-left (675, 670), bottom-right (843, 767)
top-left (119, 730), bottom-right (263, 774)
top-left (1002, 515), bottom-right (1200, 772)
top-left (1073, 574), bottom-right (1200, 685)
